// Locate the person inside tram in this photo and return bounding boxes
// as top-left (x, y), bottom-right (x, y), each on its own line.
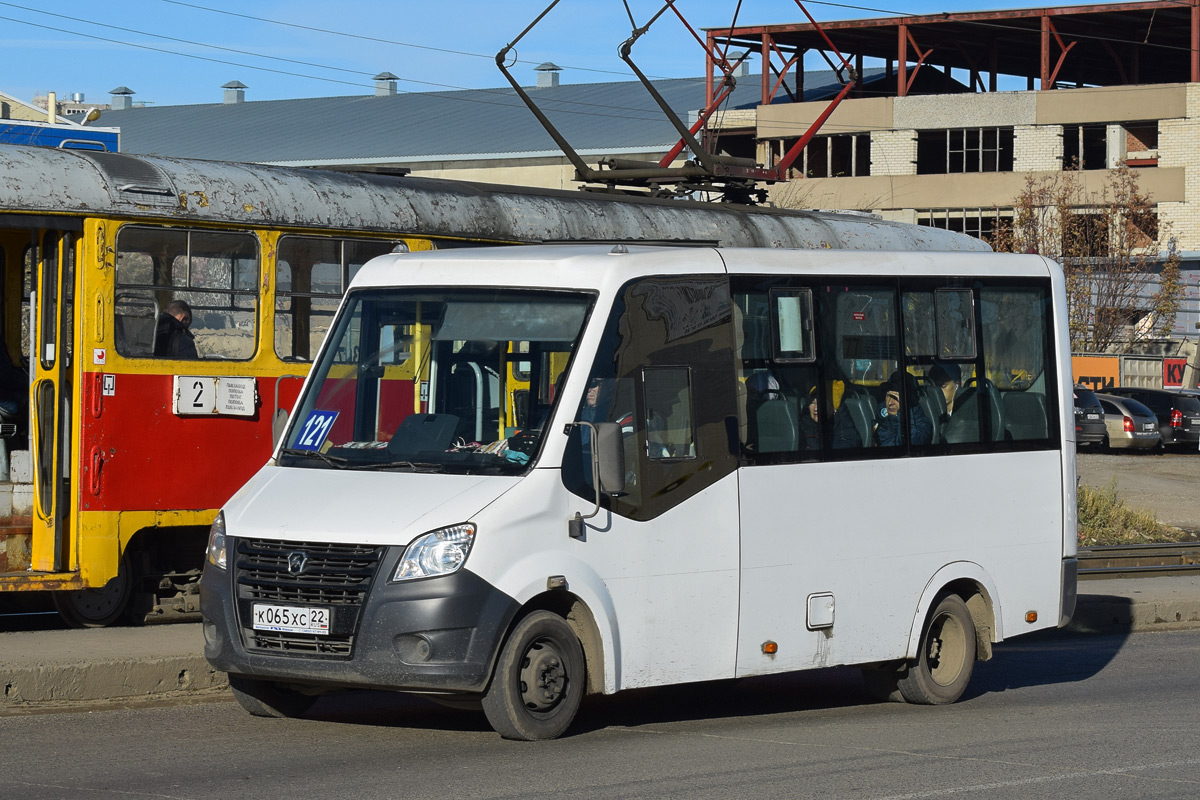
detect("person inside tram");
top-left (154, 300), bottom-right (199, 359)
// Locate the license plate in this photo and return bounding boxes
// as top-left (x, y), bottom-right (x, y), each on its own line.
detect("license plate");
top-left (252, 604), bottom-right (331, 635)
top-left (1086, 413), bottom-right (1099, 420)
top-left (1144, 424), bottom-right (1155, 432)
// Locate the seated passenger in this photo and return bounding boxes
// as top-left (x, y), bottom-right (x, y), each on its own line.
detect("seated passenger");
top-left (799, 387), bottom-right (820, 450)
top-left (153, 300), bottom-right (198, 359)
top-left (927, 361), bottom-right (961, 419)
top-left (877, 371), bottom-right (932, 447)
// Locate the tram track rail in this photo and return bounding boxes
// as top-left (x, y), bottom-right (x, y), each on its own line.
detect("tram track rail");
top-left (1078, 542), bottom-right (1200, 578)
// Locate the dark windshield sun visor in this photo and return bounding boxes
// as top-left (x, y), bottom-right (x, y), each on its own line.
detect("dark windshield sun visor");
top-left (434, 301), bottom-right (588, 342)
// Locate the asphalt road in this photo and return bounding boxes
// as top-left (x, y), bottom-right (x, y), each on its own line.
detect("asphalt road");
top-left (1076, 450), bottom-right (1200, 533)
top-left (1, 628), bottom-right (1197, 800)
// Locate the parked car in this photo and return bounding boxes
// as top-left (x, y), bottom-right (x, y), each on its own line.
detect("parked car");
top-left (1094, 393), bottom-right (1160, 451)
top-left (1105, 387), bottom-right (1200, 449)
top-left (1073, 385), bottom-right (1107, 449)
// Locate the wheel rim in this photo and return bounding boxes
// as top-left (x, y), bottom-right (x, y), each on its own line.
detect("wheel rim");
top-left (518, 637), bottom-right (568, 713)
top-left (926, 611), bottom-right (969, 687)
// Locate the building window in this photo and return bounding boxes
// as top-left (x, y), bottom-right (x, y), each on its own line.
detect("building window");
top-left (916, 128), bottom-right (1014, 174)
top-left (1062, 124), bottom-right (1107, 170)
top-left (794, 133), bottom-right (871, 178)
top-left (918, 209), bottom-right (1006, 241)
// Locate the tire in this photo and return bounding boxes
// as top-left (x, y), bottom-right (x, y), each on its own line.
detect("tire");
top-left (228, 673), bottom-right (318, 718)
top-left (52, 558), bottom-right (133, 628)
top-left (895, 594), bottom-right (977, 705)
top-left (481, 610), bottom-right (585, 740)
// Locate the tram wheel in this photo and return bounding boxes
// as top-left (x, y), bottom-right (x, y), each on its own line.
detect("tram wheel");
top-left (896, 594), bottom-right (977, 705)
top-left (481, 611), bottom-right (585, 740)
top-left (52, 557), bottom-right (133, 628)
top-left (228, 674), bottom-right (318, 719)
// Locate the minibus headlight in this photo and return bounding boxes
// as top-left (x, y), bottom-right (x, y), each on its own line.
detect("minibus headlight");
top-left (393, 523), bottom-right (476, 582)
top-left (206, 511), bottom-right (228, 570)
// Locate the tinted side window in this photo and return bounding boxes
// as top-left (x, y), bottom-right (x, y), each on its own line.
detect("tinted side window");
top-left (1174, 395), bottom-right (1200, 414)
top-left (563, 276), bottom-right (738, 521)
top-left (1141, 393), bottom-right (1168, 413)
top-left (732, 276), bottom-right (1058, 461)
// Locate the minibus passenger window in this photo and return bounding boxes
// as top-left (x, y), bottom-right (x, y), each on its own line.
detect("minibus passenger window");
top-left (935, 289), bottom-right (976, 359)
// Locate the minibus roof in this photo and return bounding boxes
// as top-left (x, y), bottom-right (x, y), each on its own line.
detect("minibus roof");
top-left (350, 244), bottom-right (1057, 293)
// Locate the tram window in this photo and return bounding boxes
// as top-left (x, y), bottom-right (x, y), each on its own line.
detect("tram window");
top-left (276, 236), bottom-right (395, 361)
top-left (21, 246), bottom-right (33, 359)
top-left (114, 226), bottom-right (259, 360)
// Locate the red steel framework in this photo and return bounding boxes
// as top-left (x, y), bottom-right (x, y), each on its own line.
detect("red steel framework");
top-left (707, 0), bottom-right (1200, 107)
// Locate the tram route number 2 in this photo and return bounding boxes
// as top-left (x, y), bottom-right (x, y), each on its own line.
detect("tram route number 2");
top-left (172, 375), bottom-right (258, 417)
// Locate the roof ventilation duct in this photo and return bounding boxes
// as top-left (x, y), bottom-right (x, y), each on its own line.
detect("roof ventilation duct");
top-left (535, 62), bottom-right (561, 88)
top-left (109, 86), bottom-right (134, 111)
top-left (374, 72), bottom-right (399, 96)
top-left (222, 81), bottom-right (248, 104)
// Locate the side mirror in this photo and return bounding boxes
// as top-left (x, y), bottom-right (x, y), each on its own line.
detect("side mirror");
top-left (567, 420), bottom-right (627, 539)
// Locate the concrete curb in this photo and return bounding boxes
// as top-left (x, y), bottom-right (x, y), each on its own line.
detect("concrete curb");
top-left (1, 624), bottom-right (226, 713)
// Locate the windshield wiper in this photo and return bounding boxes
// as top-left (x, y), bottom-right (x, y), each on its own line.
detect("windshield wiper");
top-left (349, 460), bottom-right (445, 473)
top-left (279, 448), bottom-right (351, 468)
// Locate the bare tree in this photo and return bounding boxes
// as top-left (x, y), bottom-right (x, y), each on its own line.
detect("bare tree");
top-left (990, 165), bottom-right (1182, 352)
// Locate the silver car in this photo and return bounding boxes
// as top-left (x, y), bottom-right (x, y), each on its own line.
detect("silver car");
top-left (1095, 393), bottom-right (1160, 451)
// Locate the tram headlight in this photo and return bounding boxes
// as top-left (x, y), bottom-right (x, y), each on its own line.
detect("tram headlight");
top-left (206, 511), bottom-right (228, 570)
top-left (392, 523), bottom-right (476, 582)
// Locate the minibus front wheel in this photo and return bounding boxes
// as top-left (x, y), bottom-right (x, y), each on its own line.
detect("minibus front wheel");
top-left (481, 610), bottom-right (585, 740)
top-left (228, 674), bottom-right (318, 718)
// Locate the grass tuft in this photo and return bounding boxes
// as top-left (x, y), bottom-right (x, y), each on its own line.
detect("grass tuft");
top-left (1077, 481), bottom-right (1187, 546)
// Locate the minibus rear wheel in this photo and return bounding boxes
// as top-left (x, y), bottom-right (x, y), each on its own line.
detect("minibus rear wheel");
top-left (228, 674), bottom-right (318, 718)
top-left (896, 593), bottom-right (976, 705)
top-left (481, 610), bottom-right (585, 740)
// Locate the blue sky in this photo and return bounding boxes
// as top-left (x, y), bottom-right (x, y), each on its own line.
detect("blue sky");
top-left (2, 0), bottom-right (1050, 108)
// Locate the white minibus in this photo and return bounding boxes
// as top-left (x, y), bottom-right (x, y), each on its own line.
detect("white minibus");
top-left (200, 244), bottom-right (1078, 740)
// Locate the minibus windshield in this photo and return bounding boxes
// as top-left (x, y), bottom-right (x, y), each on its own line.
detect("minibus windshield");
top-left (278, 287), bottom-right (593, 475)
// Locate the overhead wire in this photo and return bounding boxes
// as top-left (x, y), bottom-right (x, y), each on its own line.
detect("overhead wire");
top-left (13, 1), bottom-right (1197, 150)
top-left (0, 2), bottom-right (699, 123)
top-left (157, 0), bottom-right (650, 80)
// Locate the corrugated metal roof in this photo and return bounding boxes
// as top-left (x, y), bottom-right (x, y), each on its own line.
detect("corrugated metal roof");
top-left (96, 70), bottom-right (881, 165)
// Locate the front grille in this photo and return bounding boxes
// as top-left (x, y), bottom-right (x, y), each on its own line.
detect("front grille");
top-left (234, 537), bottom-right (385, 659)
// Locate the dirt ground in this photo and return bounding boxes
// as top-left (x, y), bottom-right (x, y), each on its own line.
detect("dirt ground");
top-left (1076, 449), bottom-right (1200, 534)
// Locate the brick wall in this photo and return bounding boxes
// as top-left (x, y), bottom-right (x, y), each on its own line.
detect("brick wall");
top-left (1156, 85), bottom-right (1200, 251)
top-left (1013, 124), bottom-right (1062, 172)
top-left (870, 130), bottom-right (916, 176)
